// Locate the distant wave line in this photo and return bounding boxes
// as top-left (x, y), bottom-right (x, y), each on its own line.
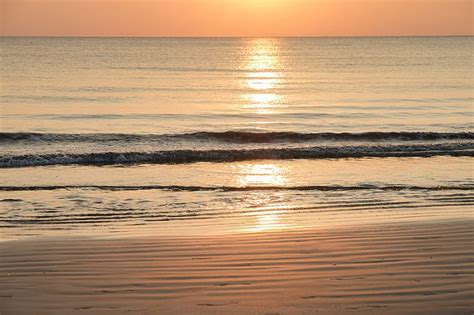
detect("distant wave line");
top-left (1, 131), bottom-right (473, 143)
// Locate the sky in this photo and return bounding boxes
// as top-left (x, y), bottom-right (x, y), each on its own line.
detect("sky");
top-left (1, 0), bottom-right (473, 37)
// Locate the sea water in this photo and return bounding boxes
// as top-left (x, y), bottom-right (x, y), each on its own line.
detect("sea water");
top-left (1, 37), bottom-right (472, 239)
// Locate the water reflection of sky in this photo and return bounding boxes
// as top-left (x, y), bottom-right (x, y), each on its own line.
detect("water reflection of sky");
top-left (236, 162), bottom-right (290, 232)
top-left (242, 39), bottom-right (284, 114)
top-left (238, 163), bottom-right (286, 187)
top-left (238, 40), bottom-right (290, 231)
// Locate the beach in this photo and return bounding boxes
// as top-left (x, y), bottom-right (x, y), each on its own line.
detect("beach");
top-left (1, 218), bottom-right (473, 314)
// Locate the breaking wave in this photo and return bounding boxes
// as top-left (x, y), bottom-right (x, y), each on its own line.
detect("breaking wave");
top-left (1, 143), bottom-right (472, 168)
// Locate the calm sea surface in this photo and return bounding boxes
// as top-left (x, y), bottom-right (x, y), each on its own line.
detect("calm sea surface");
top-left (1, 37), bottom-right (473, 239)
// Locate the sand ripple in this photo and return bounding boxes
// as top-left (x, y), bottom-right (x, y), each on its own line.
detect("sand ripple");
top-left (1, 219), bottom-right (473, 314)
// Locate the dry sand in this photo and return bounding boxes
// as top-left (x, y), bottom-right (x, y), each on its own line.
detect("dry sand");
top-left (1, 219), bottom-right (473, 314)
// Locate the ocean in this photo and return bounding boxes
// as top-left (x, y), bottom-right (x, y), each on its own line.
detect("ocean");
top-left (1, 36), bottom-right (473, 239)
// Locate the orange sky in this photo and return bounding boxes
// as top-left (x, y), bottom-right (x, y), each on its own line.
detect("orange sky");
top-left (1, 0), bottom-right (473, 37)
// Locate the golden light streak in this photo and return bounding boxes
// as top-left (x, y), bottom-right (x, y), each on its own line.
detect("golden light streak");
top-left (241, 39), bottom-right (285, 114)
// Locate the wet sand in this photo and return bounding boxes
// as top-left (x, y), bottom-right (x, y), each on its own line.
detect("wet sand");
top-left (1, 219), bottom-right (473, 315)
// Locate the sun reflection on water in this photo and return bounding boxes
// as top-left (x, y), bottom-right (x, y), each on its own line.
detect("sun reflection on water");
top-left (242, 39), bottom-right (284, 114)
top-left (246, 209), bottom-right (288, 233)
top-left (238, 163), bottom-right (286, 187)
top-left (236, 163), bottom-right (291, 232)
top-left (237, 40), bottom-right (288, 231)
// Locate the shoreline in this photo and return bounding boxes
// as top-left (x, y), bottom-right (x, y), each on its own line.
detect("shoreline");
top-left (1, 218), bottom-right (473, 314)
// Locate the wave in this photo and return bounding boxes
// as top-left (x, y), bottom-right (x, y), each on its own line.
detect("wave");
top-left (184, 131), bottom-right (474, 143)
top-left (0, 184), bottom-right (472, 192)
top-left (1, 143), bottom-right (472, 168)
top-left (1, 131), bottom-right (473, 144)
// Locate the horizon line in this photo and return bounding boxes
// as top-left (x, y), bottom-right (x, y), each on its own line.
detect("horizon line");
top-left (1, 34), bottom-right (473, 39)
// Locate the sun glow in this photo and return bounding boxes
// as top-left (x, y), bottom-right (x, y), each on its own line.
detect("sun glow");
top-left (3, 0), bottom-right (471, 37)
